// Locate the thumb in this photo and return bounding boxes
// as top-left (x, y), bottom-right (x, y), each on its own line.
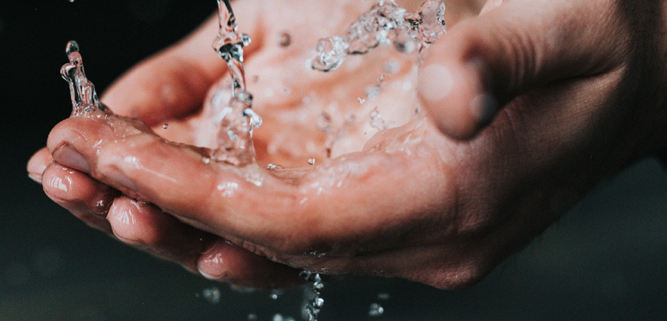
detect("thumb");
top-left (418, 0), bottom-right (622, 139)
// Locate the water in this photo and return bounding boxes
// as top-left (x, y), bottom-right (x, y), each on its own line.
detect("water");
top-left (300, 271), bottom-right (324, 321)
top-left (54, 2), bottom-right (448, 320)
top-left (308, 0), bottom-right (446, 72)
top-left (201, 286), bottom-right (222, 304)
top-left (60, 40), bottom-right (110, 117)
top-left (270, 289), bottom-right (284, 300)
top-left (210, 0), bottom-right (262, 166)
top-left (368, 303), bottom-right (385, 317)
top-left (369, 107), bottom-right (388, 131)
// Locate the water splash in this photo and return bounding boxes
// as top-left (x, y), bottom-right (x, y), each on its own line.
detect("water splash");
top-left (369, 106), bottom-right (387, 131)
top-left (60, 40), bottom-right (110, 116)
top-left (210, 0), bottom-right (262, 166)
top-left (300, 271), bottom-right (324, 321)
top-left (308, 0), bottom-right (446, 72)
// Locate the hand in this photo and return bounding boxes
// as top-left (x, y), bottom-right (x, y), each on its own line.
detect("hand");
top-left (29, 0), bottom-right (667, 290)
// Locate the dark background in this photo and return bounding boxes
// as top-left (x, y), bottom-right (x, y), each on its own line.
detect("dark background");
top-left (1, 1), bottom-right (667, 320)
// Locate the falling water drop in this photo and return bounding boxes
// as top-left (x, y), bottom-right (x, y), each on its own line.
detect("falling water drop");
top-left (270, 289), bottom-right (284, 300)
top-left (368, 303), bottom-right (385, 317)
top-left (201, 287), bottom-right (221, 304)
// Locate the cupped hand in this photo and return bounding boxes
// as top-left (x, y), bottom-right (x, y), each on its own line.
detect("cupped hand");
top-left (29, 0), bottom-right (667, 290)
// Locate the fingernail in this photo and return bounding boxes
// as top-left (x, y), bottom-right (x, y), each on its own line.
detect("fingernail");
top-left (28, 172), bottom-right (42, 184)
top-left (470, 93), bottom-right (498, 125)
top-left (27, 155), bottom-right (48, 184)
top-left (54, 145), bottom-right (90, 173)
top-left (105, 168), bottom-right (137, 192)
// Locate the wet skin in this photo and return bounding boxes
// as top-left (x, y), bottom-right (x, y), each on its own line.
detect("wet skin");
top-left (28, 0), bottom-right (667, 289)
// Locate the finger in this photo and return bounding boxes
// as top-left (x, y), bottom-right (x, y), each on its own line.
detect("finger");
top-left (41, 162), bottom-right (117, 234)
top-left (107, 197), bottom-right (301, 287)
top-left (418, 0), bottom-right (624, 139)
top-left (47, 115), bottom-right (298, 240)
top-left (48, 115), bottom-right (456, 258)
top-left (107, 196), bottom-right (208, 273)
top-left (101, 5), bottom-right (263, 125)
top-left (27, 148), bottom-right (53, 184)
top-left (198, 239), bottom-right (303, 289)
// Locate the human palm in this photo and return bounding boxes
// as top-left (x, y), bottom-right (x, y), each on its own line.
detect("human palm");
top-left (28, 0), bottom-right (667, 290)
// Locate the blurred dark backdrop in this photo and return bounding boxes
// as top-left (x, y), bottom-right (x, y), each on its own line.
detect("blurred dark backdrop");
top-left (1, 1), bottom-right (667, 320)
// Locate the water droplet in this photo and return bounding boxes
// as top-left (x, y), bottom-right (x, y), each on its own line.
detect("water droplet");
top-left (202, 287), bottom-right (222, 304)
top-left (247, 314), bottom-right (258, 321)
top-left (370, 107), bottom-right (387, 130)
top-left (393, 31), bottom-right (417, 53)
top-left (377, 74), bottom-right (385, 83)
top-left (162, 124), bottom-right (169, 129)
top-left (365, 85), bottom-right (381, 101)
top-left (369, 303), bottom-right (384, 317)
top-left (301, 271), bottom-right (324, 321)
top-left (270, 289), bottom-right (283, 300)
top-left (308, 158), bottom-right (316, 166)
top-left (272, 314), bottom-right (296, 321)
top-left (308, 37), bottom-right (349, 72)
top-left (383, 60), bottom-right (400, 74)
top-left (377, 292), bottom-right (390, 300)
top-left (69, 0), bottom-right (75, 3)
top-left (278, 32), bottom-right (292, 47)
top-left (416, 0), bottom-right (446, 44)
top-left (267, 163), bottom-right (281, 170)
top-left (357, 97), bottom-right (366, 104)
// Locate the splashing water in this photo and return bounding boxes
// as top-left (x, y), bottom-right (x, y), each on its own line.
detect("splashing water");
top-left (210, 0), bottom-right (262, 166)
top-left (369, 106), bottom-right (388, 131)
top-left (300, 271), bottom-right (324, 321)
top-left (60, 40), bottom-right (110, 117)
top-left (308, 0), bottom-right (446, 72)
